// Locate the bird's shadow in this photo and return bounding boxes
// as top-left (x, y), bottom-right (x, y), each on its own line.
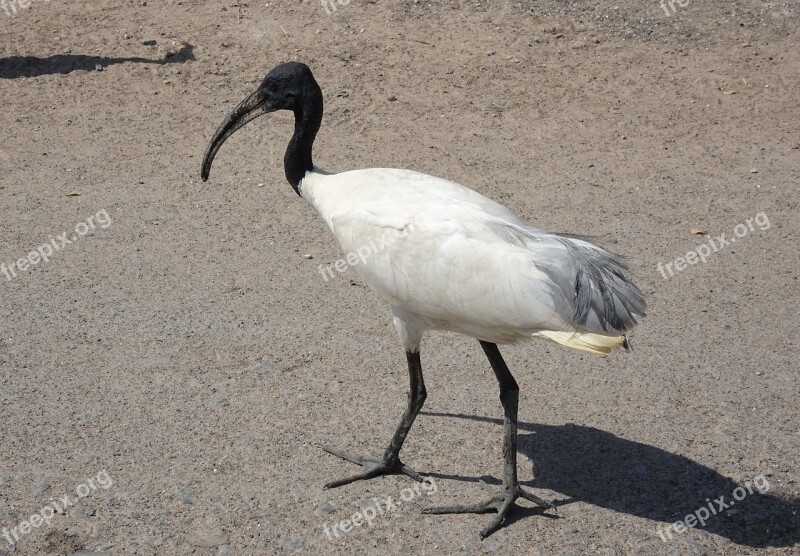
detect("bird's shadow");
top-left (421, 412), bottom-right (799, 548)
top-left (0, 43), bottom-right (194, 79)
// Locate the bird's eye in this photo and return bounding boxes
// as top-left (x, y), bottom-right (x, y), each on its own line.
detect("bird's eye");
top-left (265, 81), bottom-right (279, 94)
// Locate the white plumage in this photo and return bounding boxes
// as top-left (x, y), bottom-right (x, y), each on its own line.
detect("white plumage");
top-left (302, 167), bottom-right (645, 353)
top-left (201, 62), bottom-right (646, 538)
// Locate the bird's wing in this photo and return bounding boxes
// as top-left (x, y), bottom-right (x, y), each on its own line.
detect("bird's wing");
top-left (329, 201), bottom-right (645, 340)
top-left (308, 168), bottom-right (645, 349)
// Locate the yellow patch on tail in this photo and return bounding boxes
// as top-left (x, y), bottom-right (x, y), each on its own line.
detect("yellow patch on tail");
top-left (534, 330), bottom-right (627, 355)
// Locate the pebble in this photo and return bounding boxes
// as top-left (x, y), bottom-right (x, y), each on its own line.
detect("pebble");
top-left (303, 254), bottom-right (313, 259)
top-left (280, 537), bottom-right (305, 552)
top-left (32, 483), bottom-right (51, 497)
top-left (315, 501), bottom-right (335, 515)
top-left (252, 361), bottom-right (275, 376)
top-left (180, 489), bottom-right (197, 504)
top-left (95, 64), bottom-right (103, 71)
top-left (189, 527), bottom-right (228, 547)
top-left (750, 168), bottom-right (758, 173)
top-left (533, 35), bottom-right (545, 43)
top-left (140, 38), bottom-right (156, 46)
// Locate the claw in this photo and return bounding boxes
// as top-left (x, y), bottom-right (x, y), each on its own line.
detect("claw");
top-left (519, 488), bottom-right (556, 510)
top-left (423, 485), bottom-right (553, 538)
top-left (318, 444), bottom-right (424, 488)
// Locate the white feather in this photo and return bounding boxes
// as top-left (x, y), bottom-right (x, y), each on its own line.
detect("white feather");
top-left (301, 168), bottom-right (645, 353)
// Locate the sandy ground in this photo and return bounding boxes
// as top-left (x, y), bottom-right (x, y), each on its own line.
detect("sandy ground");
top-left (1, 0), bottom-right (799, 555)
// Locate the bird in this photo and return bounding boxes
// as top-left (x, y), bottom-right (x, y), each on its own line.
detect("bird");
top-left (201, 62), bottom-right (646, 538)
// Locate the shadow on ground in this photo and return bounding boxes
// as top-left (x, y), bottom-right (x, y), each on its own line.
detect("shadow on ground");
top-left (421, 412), bottom-right (799, 548)
top-left (0, 43), bottom-right (194, 79)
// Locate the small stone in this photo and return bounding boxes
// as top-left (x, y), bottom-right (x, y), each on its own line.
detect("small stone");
top-left (140, 38), bottom-right (156, 46)
top-left (32, 483), bottom-right (51, 497)
top-left (62, 48), bottom-right (71, 53)
top-left (280, 537), bottom-right (305, 552)
top-left (303, 254), bottom-right (313, 259)
top-left (252, 361), bottom-right (275, 376)
top-left (95, 64), bottom-right (103, 71)
top-left (180, 489), bottom-right (197, 504)
top-left (189, 527), bottom-right (228, 548)
top-left (556, 32), bottom-right (565, 38)
top-left (533, 35), bottom-right (545, 43)
top-left (315, 501), bottom-right (335, 516)
top-left (750, 168), bottom-right (758, 173)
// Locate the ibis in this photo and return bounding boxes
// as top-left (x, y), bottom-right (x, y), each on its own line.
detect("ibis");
top-left (201, 62), bottom-right (646, 538)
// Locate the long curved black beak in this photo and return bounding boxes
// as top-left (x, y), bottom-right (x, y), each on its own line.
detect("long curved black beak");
top-left (201, 87), bottom-right (275, 182)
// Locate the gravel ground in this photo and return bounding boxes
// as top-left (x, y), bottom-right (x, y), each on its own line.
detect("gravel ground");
top-left (1, 0), bottom-right (798, 555)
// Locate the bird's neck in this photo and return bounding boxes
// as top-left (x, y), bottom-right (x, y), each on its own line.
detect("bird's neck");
top-left (285, 85), bottom-right (323, 194)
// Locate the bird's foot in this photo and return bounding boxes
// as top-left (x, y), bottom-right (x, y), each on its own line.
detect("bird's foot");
top-left (423, 484), bottom-right (555, 538)
top-left (317, 444), bottom-right (424, 488)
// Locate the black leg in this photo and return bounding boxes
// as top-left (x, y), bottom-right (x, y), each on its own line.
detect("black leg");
top-left (319, 350), bottom-right (427, 488)
top-left (423, 341), bottom-right (553, 538)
